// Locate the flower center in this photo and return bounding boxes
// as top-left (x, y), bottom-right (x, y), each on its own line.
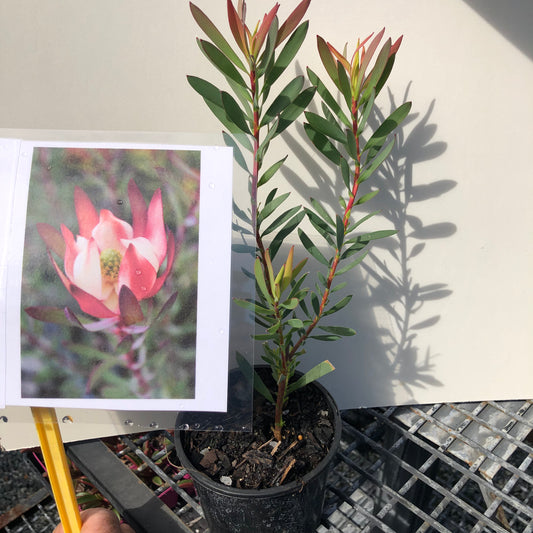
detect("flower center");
top-left (100, 248), bottom-right (122, 281)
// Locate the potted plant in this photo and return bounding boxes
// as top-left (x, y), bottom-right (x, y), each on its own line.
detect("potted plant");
top-left (175, 1), bottom-right (411, 531)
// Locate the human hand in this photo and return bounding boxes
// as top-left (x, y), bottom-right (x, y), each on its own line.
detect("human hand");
top-left (53, 508), bottom-right (135, 533)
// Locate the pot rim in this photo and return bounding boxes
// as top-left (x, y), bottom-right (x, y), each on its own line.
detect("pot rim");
top-left (175, 375), bottom-right (342, 498)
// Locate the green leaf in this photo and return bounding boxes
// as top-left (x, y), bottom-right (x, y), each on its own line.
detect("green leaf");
top-left (310, 334), bottom-right (341, 341)
top-left (335, 214), bottom-right (345, 250)
top-left (303, 123), bottom-right (342, 164)
top-left (258, 156), bottom-right (287, 187)
top-left (269, 210), bottom-right (305, 259)
top-left (276, 86), bottom-right (316, 135)
top-left (357, 88), bottom-right (375, 135)
top-left (257, 117), bottom-right (280, 162)
top-left (261, 77), bottom-right (304, 127)
top-left (304, 111), bottom-right (345, 143)
top-left (355, 189), bottom-right (379, 206)
top-left (310, 292), bottom-right (321, 315)
top-left (287, 318), bottom-right (304, 329)
top-left (363, 101), bottom-right (412, 156)
top-left (334, 252), bottom-right (368, 275)
top-left (347, 210), bottom-right (379, 233)
top-left (319, 325), bottom-right (356, 336)
top-left (374, 55), bottom-right (396, 97)
top-left (188, 76), bottom-right (249, 135)
top-left (359, 138), bottom-right (395, 184)
top-left (345, 128), bottom-right (358, 160)
top-left (280, 297), bottom-right (299, 310)
top-left (355, 229), bottom-right (397, 242)
top-left (64, 343), bottom-right (118, 362)
top-left (310, 197), bottom-right (334, 225)
top-left (299, 229), bottom-right (330, 266)
top-left (197, 39), bottom-right (247, 89)
top-left (261, 206), bottom-right (301, 236)
top-left (287, 360), bottom-right (335, 393)
top-left (337, 61), bottom-right (353, 111)
top-left (221, 91), bottom-right (251, 134)
top-left (317, 36), bottom-right (339, 88)
top-left (307, 67), bottom-right (351, 127)
top-left (258, 191), bottom-right (290, 226)
top-left (25, 306), bottom-right (72, 327)
top-left (190, 3), bottom-right (246, 72)
top-left (304, 208), bottom-right (335, 237)
top-left (266, 21), bottom-right (309, 86)
top-left (323, 294), bottom-right (352, 316)
top-left (340, 157), bottom-right (351, 190)
top-left (359, 38), bottom-right (391, 102)
top-left (254, 258), bottom-right (272, 303)
top-left (256, 16), bottom-right (278, 77)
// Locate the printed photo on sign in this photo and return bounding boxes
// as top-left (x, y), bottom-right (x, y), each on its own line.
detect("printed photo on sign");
top-left (4, 141), bottom-right (233, 411)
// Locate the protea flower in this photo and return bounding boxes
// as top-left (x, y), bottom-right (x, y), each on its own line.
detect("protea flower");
top-left (35, 179), bottom-right (176, 322)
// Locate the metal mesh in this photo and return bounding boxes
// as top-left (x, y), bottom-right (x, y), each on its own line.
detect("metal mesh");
top-left (3, 400), bottom-right (532, 532)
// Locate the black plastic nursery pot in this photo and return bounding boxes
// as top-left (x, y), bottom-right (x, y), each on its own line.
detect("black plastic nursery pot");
top-left (175, 376), bottom-right (342, 533)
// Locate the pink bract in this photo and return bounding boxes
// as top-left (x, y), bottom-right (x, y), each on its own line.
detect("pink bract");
top-left (41, 179), bottom-right (176, 320)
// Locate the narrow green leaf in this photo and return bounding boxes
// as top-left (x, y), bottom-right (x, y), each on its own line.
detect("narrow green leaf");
top-left (268, 211), bottom-right (305, 259)
top-left (190, 3), bottom-right (246, 72)
top-left (363, 101), bottom-right (412, 155)
top-left (337, 61), bottom-right (353, 111)
top-left (221, 91), bottom-right (251, 134)
top-left (307, 67), bottom-right (351, 127)
top-left (319, 325), bottom-right (356, 336)
top-left (356, 229), bottom-right (397, 242)
top-left (317, 36), bottom-right (339, 87)
top-left (254, 258), bottom-right (272, 303)
top-left (304, 111), bottom-right (345, 143)
top-left (258, 117), bottom-right (280, 162)
top-left (310, 197), bottom-right (334, 225)
top-left (304, 208), bottom-right (335, 236)
top-left (346, 210), bottom-right (379, 233)
top-left (276, 86), bottom-right (316, 135)
top-left (335, 214), bottom-right (345, 250)
top-left (258, 156), bottom-right (287, 187)
top-left (266, 21), bottom-right (309, 86)
top-left (310, 334), bottom-right (341, 341)
top-left (310, 292), bottom-right (321, 315)
top-left (303, 123), bottom-right (342, 164)
top-left (357, 88), bottom-right (375, 135)
top-left (299, 228), bottom-right (330, 266)
top-left (345, 128), bottom-right (358, 160)
top-left (257, 191), bottom-right (290, 225)
top-left (340, 157), bottom-right (351, 190)
top-left (323, 294), bottom-right (352, 316)
top-left (355, 189), bottom-right (379, 205)
top-left (287, 318), bottom-right (304, 329)
top-left (374, 55), bottom-right (396, 97)
top-left (261, 206), bottom-right (301, 236)
top-left (287, 360), bottom-right (335, 393)
top-left (334, 252), bottom-right (368, 275)
top-left (257, 16), bottom-right (278, 77)
top-left (280, 297), bottom-right (298, 310)
top-left (261, 76), bottom-right (304, 127)
top-left (359, 138), bottom-right (395, 184)
top-left (360, 38), bottom-right (391, 102)
top-left (197, 39), bottom-right (247, 89)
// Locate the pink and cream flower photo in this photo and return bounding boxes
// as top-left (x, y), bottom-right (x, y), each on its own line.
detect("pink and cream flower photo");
top-left (20, 147), bottom-right (201, 401)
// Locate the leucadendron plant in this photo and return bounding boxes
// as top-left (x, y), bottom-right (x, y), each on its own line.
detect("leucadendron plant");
top-left (190, 0), bottom-right (411, 441)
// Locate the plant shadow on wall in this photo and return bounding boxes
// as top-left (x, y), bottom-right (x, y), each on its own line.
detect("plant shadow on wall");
top-left (283, 83), bottom-right (456, 406)
top-left (20, 148), bottom-right (199, 400)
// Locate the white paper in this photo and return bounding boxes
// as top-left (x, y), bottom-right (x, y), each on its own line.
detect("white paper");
top-left (3, 140), bottom-right (233, 412)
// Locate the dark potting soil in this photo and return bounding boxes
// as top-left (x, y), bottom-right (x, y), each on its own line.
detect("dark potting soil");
top-left (183, 371), bottom-right (336, 490)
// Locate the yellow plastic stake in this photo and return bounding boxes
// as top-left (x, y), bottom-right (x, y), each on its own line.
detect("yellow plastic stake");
top-left (31, 407), bottom-right (82, 533)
